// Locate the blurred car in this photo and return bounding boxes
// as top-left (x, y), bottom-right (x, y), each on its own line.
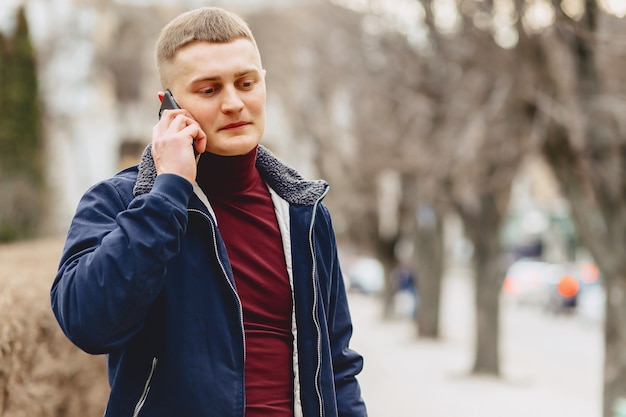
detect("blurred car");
top-left (568, 261), bottom-right (604, 322)
top-left (502, 258), bottom-right (604, 317)
top-left (345, 256), bottom-right (384, 295)
top-left (502, 260), bottom-right (566, 307)
top-left (545, 261), bottom-right (603, 315)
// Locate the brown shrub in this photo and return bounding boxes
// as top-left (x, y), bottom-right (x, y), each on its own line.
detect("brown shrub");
top-left (0, 238), bottom-right (108, 417)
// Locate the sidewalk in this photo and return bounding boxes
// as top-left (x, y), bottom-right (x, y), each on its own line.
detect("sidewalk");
top-left (347, 274), bottom-right (602, 417)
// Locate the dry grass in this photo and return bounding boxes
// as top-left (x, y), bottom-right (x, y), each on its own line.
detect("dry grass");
top-left (0, 238), bottom-right (108, 417)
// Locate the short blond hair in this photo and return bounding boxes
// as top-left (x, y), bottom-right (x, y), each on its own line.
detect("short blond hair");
top-left (155, 7), bottom-right (258, 87)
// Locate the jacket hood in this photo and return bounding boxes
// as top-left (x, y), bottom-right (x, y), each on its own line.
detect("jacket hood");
top-left (133, 144), bottom-right (328, 206)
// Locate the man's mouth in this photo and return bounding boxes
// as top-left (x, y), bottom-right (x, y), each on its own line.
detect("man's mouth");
top-left (220, 122), bottom-right (249, 131)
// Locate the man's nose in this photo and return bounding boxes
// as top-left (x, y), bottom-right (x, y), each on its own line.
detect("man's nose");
top-left (221, 87), bottom-right (244, 113)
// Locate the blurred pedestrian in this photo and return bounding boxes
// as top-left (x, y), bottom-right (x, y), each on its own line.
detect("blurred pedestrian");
top-left (50, 7), bottom-right (366, 416)
top-left (393, 263), bottom-right (419, 318)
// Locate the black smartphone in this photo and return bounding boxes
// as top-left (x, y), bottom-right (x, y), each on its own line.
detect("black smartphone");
top-left (158, 90), bottom-right (199, 156)
top-left (158, 89), bottom-right (181, 119)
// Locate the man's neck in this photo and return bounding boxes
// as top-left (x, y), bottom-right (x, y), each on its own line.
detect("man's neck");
top-left (196, 146), bottom-right (259, 195)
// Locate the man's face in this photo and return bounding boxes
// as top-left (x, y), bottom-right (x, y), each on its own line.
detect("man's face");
top-left (166, 39), bottom-right (266, 156)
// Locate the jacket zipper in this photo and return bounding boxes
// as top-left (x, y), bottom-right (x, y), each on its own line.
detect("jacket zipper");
top-left (190, 186), bottom-right (327, 416)
top-left (132, 356), bottom-right (158, 417)
top-left (188, 208), bottom-right (247, 415)
top-left (308, 188), bottom-right (329, 417)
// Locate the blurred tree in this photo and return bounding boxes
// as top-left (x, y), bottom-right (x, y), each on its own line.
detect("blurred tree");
top-left (348, 27), bottom-right (447, 331)
top-left (0, 6), bottom-right (43, 242)
top-left (513, 1), bottom-right (626, 414)
top-left (417, 0), bottom-right (530, 375)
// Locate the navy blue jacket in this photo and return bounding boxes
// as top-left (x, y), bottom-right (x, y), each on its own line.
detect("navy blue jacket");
top-left (51, 146), bottom-right (367, 416)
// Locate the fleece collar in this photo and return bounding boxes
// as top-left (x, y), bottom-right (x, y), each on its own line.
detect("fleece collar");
top-left (133, 144), bottom-right (328, 206)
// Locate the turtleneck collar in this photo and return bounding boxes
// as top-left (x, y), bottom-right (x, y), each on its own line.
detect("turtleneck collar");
top-left (196, 146), bottom-right (259, 195)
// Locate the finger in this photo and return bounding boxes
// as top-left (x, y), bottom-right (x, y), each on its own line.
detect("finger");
top-left (191, 125), bottom-right (208, 154)
top-left (157, 109), bottom-right (185, 131)
top-left (154, 110), bottom-right (184, 138)
top-left (162, 108), bottom-right (198, 125)
top-left (179, 123), bottom-right (206, 148)
top-left (171, 115), bottom-right (207, 153)
top-left (159, 108), bottom-right (187, 120)
top-left (165, 112), bottom-right (192, 130)
top-left (155, 112), bottom-right (206, 157)
top-left (153, 115), bottom-right (193, 152)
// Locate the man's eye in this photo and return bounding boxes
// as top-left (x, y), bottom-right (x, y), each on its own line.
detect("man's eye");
top-left (240, 80), bottom-right (254, 89)
top-left (203, 87), bottom-right (217, 95)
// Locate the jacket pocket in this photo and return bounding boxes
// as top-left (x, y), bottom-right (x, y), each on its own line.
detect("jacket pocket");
top-left (132, 356), bottom-right (158, 417)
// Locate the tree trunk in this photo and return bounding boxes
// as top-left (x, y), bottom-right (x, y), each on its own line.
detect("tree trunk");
top-left (470, 227), bottom-right (502, 376)
top-left (457, 193), bottom-right (504, 377)
top-left (373, 236), bottom-right (399, 319)
top-left (603, 272), bottom-right (626, 416)
top-left (414, 205), bottom-right (444, 339)
top-left (542, 117), bottom-right (626, 417)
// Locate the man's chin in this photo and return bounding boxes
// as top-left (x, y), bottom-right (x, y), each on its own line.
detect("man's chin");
top-left (207, 137), bottom-right (260, 157)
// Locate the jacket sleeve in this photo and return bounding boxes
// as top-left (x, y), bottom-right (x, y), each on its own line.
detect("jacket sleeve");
top-left (51, 173), bottom-right (192, 354)
top-left (319, 206), bottom-right (368, 417)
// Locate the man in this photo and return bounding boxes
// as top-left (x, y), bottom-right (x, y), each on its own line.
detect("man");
top-left (51, 6), bottom-right (367, 417)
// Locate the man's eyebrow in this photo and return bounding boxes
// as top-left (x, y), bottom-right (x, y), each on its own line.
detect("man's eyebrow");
top-left (235, 68), bottom-right (260, 77)
top-left (190, 75), bottom-right (220, 84)
top-left (190, 69), bottom-right (260, 85)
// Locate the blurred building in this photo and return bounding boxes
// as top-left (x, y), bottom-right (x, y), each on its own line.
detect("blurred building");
top-left (0, 0), bottom-right (316, 234)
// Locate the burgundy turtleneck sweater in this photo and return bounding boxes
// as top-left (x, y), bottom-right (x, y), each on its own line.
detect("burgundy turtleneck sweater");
top-left (196, 147), bottom-right (294, 417)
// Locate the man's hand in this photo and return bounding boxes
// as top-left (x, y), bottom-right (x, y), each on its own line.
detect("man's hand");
top-left (151, 109), bottom-right (207, 184)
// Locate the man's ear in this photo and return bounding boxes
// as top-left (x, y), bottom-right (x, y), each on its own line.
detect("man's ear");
top-left (157, 91), bottom-right (165, 103)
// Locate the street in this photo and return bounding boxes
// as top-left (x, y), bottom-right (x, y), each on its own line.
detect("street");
top-left (348, 270), bottom-right (603, 417)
